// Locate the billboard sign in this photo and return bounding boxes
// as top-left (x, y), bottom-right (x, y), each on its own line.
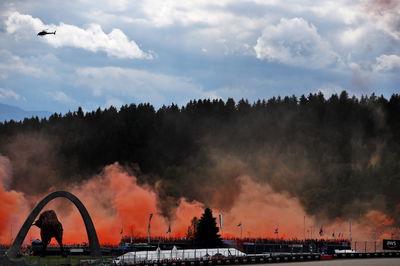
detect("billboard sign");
top-left (383, 239), bottom-right (400, 250)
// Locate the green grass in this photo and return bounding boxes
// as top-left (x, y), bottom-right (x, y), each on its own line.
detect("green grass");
top-left (18, 255), bottom-right (115, 265)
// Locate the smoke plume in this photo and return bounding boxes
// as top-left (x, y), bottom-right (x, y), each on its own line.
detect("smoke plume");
top-left (0, 154), bottom-right (29, 244)
top-left (0, 157), bottom-right (396, 244)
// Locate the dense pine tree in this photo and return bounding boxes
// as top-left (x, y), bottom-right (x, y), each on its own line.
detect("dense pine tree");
top-left (194, 208), bottom-right (222, 248)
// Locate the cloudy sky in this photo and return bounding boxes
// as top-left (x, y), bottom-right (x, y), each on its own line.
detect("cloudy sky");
top-left (0, 0), bottom-right (399, 113)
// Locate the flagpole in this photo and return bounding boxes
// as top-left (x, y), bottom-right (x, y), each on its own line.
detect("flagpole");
top-left (237, 223), bottom-right (243, 239)
top-left (148, 213), bottom-right (153, 244)
top-left (274, 225), bottom-right (279, 239)
top-left (303, 216), bottom-right (306, 240)
top-left (219, 214), bottom-right (223, 235)
top-left (130, 226), bottom-right (133, 244)
top-left (10, 223), bottom-right (13, 245)
top-left (120, 222), bottom-right (124, 243)
top-left (349, 220), bottom-right (352, 242)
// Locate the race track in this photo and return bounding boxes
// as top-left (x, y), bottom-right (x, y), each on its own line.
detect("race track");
top-left (241, 258), bottom-right (400, 265)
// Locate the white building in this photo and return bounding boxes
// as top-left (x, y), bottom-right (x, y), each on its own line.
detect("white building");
top-left (114, 247), bottom-right (246, 264)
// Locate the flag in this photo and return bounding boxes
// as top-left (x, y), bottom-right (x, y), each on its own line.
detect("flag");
top-left (237, 223), bottom-right (242, 227)
top-left (274, 228), bottom-right (279, 234)
top-left (319, 226), bottom-right (324, 236)
top-left (167, 224), bottom-right (171, 234)
top-left (219, 214), bottom-right (223, 230)
top-left (130, 227), bottom-right (133, 243)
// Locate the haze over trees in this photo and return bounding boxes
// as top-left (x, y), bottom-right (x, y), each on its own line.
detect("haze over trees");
top-left (186, 217), bottom-right (199, 240)
top-left (0, 91), bottom-right (399, 226)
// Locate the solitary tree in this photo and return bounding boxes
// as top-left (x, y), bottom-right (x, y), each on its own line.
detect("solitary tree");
top-left (195, 208), bottom-right (222, 248)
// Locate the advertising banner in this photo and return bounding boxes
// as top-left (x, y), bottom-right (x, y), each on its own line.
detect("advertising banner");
top-left (383, 239), bottom-right (400, 250)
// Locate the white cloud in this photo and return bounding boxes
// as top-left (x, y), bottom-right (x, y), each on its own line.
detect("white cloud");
top-left (75, 66), bottom-right (215, 106)
top-left (254, 17), bottom-right (338, 68)
top-left (216, 86), bottom-right (257, 99)
top-left (84, 0), bottom-right (129, 12)
top-left (340, 26), bottom-right (368, 46)
top-left (374, 54), bottom-right (400, 72)
top-left (138, 1), bottom-right (234, 27)
top-left (103, 97), bottom-right (124, 109)
top-left (5, 12), bottom-right (152, 59)
top-left (0, 88), bottom-right (21, 100)
top-left (1, 0), bottom-right (399, 109)
top-left (317, 84), bottom-right (346, 97)
top-left (365, 0), bottom-right (400, 40)
top-left (335, 1), bottom-right (400, 70)
top-left (0, 50), bottom-right (46, 77)
top-left (5, 12), bottom-right (44, 35)
top-left (51, 91), bottom-right (77, 104)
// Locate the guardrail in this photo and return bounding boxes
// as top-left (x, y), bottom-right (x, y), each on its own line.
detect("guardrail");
top-left (127, 252), bottom-right (400, 266)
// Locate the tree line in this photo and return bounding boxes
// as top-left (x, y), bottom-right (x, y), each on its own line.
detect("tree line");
top-left (1, 91), bottom-right (400, 225)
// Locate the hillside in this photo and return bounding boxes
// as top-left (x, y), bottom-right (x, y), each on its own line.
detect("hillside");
top-left (0, 103), bottom-right (51, 122)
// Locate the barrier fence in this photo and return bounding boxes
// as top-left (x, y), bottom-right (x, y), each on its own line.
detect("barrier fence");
top-left (352, 240), bottom-right (398, 253)
top-left (2, 240), bottom-right (400, 265)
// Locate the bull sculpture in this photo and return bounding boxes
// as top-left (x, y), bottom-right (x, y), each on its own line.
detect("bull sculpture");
top-left (32, 210), bottom-right (66, 257)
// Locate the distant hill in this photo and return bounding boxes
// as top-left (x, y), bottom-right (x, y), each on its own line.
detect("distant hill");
top-left (0, 103), bottom-right (51, 122)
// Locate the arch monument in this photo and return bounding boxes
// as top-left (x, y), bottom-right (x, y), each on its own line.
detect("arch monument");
top-left (6, 190), bottom-right (101, 258)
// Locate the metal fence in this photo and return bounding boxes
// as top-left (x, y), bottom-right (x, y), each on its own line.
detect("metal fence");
top-left (351, 240), bottom-right (390, 253)
top-left (243, 240), bottom-right (399, 254)
top-left (19, 255), bottom-right (114, 266)
top-left (2, 240), bottom-right (399, 265)
top-left (115, 248), bottom-right (245, 264)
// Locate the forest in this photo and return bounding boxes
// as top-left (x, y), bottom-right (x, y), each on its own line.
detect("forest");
top-left (0, 91), bottom-right (399, 226)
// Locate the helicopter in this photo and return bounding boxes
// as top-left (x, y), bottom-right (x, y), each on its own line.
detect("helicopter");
top-left (37, 29), bottom-right (56, 36)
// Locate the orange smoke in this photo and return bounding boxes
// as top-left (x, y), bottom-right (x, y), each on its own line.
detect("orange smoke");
top-left (0, 159), bottom-right (397, 245)
top-left (30, 163), bottom-right (205, 244)
top-left (361, 210), bottom-right (394, 240)
top-left (216, 176), bottom-right (307, 239)
top-left (0, 155), bottom-right (29, 244)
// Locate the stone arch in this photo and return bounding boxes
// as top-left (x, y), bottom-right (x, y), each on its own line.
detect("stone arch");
top-left (6, 190), bottom-right (100, 258)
